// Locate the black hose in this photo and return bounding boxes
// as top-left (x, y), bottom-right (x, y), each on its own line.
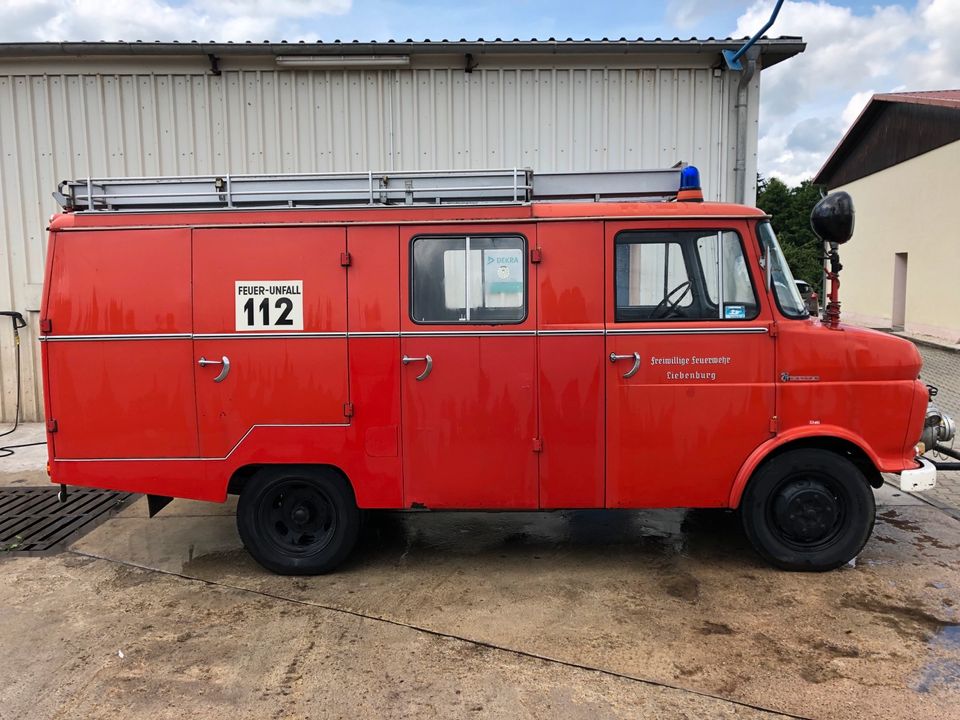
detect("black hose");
top-left (0, 441), bottom-right (44, 459)
top-left (0, 311), bottom-right (44, 458)
top-left (933, 444), bottom-right (960, 461)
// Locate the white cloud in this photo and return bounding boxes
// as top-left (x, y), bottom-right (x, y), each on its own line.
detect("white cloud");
top-left (736, 1), bottom-right (912, 118)
top-left (0, 0), bottom-right (351, 42)
top-left (735, 0), bottom-right (960, 185)
top-left (840, 90), bottom-right (875, 126)
top-left (216, 0), bottom-right (350, 17)
top-left (911, 0), bottom-right (960, 87)
top-left (665, 0), bottom-right (747, 32)
top-left (665, 1), bottom-right (703, 30)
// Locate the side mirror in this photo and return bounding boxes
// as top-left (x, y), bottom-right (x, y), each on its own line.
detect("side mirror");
top-left (811, 191), bottom-right (855, 245)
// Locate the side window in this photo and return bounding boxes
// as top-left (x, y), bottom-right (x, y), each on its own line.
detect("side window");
top-left (411, 235), bottom-right (526, 324)
top-left (615, 230), bottom-right (759, 322)
top-left (615, 241), bottom-right (692, 318)
top-left (695, 232), bottom-right (759, 319)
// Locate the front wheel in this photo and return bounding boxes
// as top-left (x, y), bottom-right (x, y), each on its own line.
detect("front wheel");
top-left (237, 466), bottom-right (360, 575)
top-left (740, 449), bottom-right (876, 571)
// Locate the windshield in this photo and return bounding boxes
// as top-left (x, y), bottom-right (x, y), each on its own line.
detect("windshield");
top-left (757, 221), bottom-right (808, 319)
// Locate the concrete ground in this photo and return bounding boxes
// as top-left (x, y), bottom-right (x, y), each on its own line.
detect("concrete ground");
top-left (0, 461), bottom-right (958, 718)
top-left (0, 422), bottom-right (47, 484)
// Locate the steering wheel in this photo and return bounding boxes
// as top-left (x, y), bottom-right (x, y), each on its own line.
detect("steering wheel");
top-left (651, 280), bottom-right (693, 319)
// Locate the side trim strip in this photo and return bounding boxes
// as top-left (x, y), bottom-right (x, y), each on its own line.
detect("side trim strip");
top-left (401, 330), bottom-right (537, 337)
top-left (194, 332), bottom-right (347, 339)
top-left (538, 329), bottom-right (605, 336)
top-left (41, 326), bottom-right (769, 341)
top-left (606, 327), bottom-right (768, 336)
top-left (54, 422), bottom-right (352, 463)
top-left (40, 333), bottom-right (192, 342)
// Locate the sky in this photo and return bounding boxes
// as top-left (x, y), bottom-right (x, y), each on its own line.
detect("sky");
top-left (3, 0), bottom-right (959, 185)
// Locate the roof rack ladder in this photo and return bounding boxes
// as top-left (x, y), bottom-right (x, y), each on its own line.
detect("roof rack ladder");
top-left (53, 166), bottom-right (684, 212)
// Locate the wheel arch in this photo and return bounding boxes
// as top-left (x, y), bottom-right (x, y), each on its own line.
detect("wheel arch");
top-left (729, 428), bottom-right (883, 508)
top-left (227, 463), bottom-right (355, 499)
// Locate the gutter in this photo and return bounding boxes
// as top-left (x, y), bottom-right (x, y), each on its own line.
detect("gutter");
top-left (0, 39), bottom-right (806, 66)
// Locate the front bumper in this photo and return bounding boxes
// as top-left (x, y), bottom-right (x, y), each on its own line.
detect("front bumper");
top-left (900, 457), bottom-right (937, 492)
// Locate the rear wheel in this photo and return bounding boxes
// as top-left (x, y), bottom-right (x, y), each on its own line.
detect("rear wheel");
top-left (740, 449), bottom-right (875, 571)
top-left (236, 466), bottom-right (360, 575)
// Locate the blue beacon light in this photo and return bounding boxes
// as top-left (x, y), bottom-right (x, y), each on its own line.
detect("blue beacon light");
top-left (680, 165), bottom-right (700, 190)
top-left (677, 165), bottom-right (703, 202)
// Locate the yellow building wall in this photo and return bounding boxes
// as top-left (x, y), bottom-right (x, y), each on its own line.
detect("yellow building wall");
top-left (836, 138), bottom-right (960, 344)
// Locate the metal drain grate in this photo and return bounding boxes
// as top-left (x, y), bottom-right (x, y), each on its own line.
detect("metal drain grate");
top-left (0, 487), bottom-right (133, 553)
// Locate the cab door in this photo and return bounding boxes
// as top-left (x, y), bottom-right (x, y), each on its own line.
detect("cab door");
top-left (192, 227), bottom-right (349, 459)
top-left (400, 226), bottom-right (538, 509)
top-left (604, 221), bottom-right (775, 508)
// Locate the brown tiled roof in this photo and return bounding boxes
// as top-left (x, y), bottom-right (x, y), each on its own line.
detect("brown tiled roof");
top-left (814, 90), bottom-right (960, 187)
top-left (872, 89), bottom-right (960, 109)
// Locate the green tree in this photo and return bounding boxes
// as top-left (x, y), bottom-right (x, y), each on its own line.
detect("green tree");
top-left (757, 176), bottom-right (826, 295)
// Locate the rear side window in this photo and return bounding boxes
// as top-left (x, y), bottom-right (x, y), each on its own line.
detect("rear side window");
top-left (615, 230), bottom-right (759, 322)
top-left (411, 235), bottom-right (526, 324)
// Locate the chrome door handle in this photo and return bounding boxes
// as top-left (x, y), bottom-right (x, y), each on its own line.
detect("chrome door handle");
top-left (402, 354), bottom-right (433, 381)
top-left (198, 355), bottom-right (231, 383)
top-left (609, 352), bottom-right (641, 379)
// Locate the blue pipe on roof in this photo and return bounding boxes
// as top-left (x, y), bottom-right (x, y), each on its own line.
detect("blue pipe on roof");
top-left (722, 0), bottom-right (785, 71)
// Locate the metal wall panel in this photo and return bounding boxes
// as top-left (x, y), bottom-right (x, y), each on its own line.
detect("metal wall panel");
top-left (0, 58), bottom-right (758, 421)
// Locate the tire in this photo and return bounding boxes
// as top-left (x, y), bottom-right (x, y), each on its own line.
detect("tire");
top-left (236, 466), bottom-right (360, 575)
top-left (740, 449), bottom-right (876, 572)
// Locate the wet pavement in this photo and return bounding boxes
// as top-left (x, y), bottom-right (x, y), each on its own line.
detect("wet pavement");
top-left (1, 486), bottom-right (957, 719)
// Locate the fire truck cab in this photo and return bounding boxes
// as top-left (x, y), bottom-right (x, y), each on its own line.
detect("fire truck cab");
top-left (40, 167), bottom-right (955, 574)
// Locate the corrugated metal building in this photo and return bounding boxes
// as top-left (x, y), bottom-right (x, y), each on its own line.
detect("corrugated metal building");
top-left (0, 38), bottom-right (803, 421)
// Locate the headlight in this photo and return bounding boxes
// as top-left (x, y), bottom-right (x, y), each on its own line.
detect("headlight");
top-left (921, 404), bottom-right (956, 450)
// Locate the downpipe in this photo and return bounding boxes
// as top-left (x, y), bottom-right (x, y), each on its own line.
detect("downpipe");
top-left (725, 0), bottom-right (786, 204)
top-left (733, 50), bottom-right (758, 205)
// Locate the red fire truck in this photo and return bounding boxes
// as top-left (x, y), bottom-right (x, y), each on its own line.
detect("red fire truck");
top-left (40, 167), bottom-right (956, 574)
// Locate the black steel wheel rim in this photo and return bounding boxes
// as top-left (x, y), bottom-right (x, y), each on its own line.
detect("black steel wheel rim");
top-left (767, 472), bottom-right (848, 551)
top-left (258, 479), bottom-right (337, 556)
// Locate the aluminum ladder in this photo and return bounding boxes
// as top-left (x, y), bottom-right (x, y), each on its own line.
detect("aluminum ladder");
top-left (54, 167), bottom-right (683, 212)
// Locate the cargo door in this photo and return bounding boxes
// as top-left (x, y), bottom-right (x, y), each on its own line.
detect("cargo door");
top-left (192, 227), bottom-right (349, 459)
top-left (536, 221), bottom-right (605, 508)
top-left (43, 228), bottom-right (198, 459)
top-left (604, 221), bottom-right (776, 508)
top-left (400, 225), bottom-right (538, 509)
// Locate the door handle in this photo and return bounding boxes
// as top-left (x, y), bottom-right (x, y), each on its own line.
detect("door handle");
top-left (402, 354), bottom-right (433, 381)
top-left (609, 352), bottom-right (641, 379)
top-left (198, 355), bottom-right (231, 383)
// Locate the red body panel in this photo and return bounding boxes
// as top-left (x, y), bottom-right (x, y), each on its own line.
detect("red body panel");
top-left (400, 334), bottom-right (539, 508)
top-left (40, 201), bottom-right (926, 511)
top-left (774, 321), bottom-right (922, 470)
top-left (44, 227), bottom-right (193, 335)
top-left (47, 340), bottom-right (199, 459)
top-left (536, 221), bottom-right (605, 508)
